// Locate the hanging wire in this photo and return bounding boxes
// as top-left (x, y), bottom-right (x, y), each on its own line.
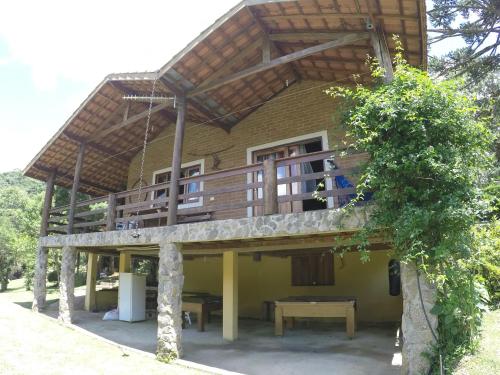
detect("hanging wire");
top-left (131, 72), bottom-right (159, 238)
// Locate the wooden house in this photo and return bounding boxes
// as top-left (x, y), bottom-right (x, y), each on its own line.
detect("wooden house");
top-left (24, 1), bottom-right (434, 373)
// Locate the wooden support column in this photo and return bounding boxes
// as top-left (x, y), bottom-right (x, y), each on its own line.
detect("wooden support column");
top-left (84, 252), bottom-right (98, 312)
top-left (67, 143), bottom-right (86, 234)
top-left (263, 157), bottom-right (278, 215)
top-left (167, 96), bottom-right (186, 226)
top-left (223, 251), bottom-right (238, 341)
top-left (33, 170), bottom-right (56, 311)
top-left (40, 169), bottom-right (56, 236)
top-left (370, 26), bottom-right (394, 83)
top-left (119, 252), bottom-right (131, 273)
top-left (106, 193), bottom-right (116, 231)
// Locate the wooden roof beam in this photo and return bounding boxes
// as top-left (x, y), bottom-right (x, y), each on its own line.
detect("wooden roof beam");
top-left (35, 164), bottom-right (117, 194)
top-left (269, 32), bottom-right (370, 42)
top-left (260, 13), bottom-right (418, 22)
top-left (160, 77), bottom-right (232, 132)
top-left (62, 132), bottom-right (131, 163)
top-left (246, 6), bottom-right (300, 81)
top-left (88, 102), bottom-right (170, 141)
top-left (188, 32), bottom-right (369, 97)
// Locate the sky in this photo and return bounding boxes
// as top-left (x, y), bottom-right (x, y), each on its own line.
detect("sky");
top-left (0, 0), bottom-right (466, 173)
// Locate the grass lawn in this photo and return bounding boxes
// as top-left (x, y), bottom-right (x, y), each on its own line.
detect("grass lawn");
top-left (0, 279), bottom-right (204, 375)
top-left (453, 309), bottom-right (500, 375)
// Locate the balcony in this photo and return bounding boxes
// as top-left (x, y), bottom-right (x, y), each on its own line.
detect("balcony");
top-left (44, 150), bottom-right (367, 236)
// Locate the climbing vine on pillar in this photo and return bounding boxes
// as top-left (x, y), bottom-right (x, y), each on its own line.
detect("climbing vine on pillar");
top-left (326, 40), bottom-right (494, 372)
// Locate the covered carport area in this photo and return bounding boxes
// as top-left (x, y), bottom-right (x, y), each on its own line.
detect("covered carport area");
top-left (69, 231), bottom-right (403, 375)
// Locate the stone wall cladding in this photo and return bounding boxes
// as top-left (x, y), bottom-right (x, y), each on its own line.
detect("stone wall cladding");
top-left (39, 207), bottom-right (370, 249)
top-left (401, 262), bottom-right (438, 375)
top-left (157, 242), bottom-right (184, 360)
top-left (58, 246), bottom-right (77, 324)
top-left (32, 245), bottom-right (48, 312)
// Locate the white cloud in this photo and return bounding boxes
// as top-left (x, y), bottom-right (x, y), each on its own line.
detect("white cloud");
top-left (0, 0), bottom-right (238, 91)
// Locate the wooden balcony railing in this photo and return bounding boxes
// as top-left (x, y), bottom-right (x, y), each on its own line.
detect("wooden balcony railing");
top-left (45, 150), bottom-right (367, 235)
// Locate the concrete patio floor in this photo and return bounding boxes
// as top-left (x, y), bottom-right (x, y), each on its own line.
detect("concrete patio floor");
top-left (45, 300), bottom-right (401, 375)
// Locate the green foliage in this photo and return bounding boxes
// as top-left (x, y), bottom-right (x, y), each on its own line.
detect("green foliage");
top-left (0, 171), bottom-right (43, 290)
top-left (474, 220), bottom-right (500, 307)
top-left (428, 0), bottom-right (499, 81)
top-left (326, 41), bottom-right (495, 372)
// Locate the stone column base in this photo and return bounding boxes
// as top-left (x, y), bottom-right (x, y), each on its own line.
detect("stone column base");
top-left (401, 262), bottom-right (438, 375)
top-left (59, 246), bottom-right (77, 324)
top-left (157, 242), bottom-right (184, 361)
top-left (32, 245), bottom-right (48, 312)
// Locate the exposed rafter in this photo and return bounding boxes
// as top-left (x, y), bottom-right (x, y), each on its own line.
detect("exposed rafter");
top-left (247, 6), bottom-right (300, 81)
top-left (188, 32), bottom-right (370, 96)
top-left (88, 102), bottom-right (171, 141)
top-left (62, 132), bottom-right (131, 163)
top-left (160, 77), bottom-right (232, 132)
top-left (260, 13), bottom-right (418, 22)
top-left (35, 164), bottom-right (118, 194)
top-left (269, 32), bottom-right (370, 42)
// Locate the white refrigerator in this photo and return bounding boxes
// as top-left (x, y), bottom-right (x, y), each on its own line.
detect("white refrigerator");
top-left (118, 273), bottom-right (146, 322)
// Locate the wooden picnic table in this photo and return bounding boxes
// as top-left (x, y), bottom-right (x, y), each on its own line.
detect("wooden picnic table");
top-left (182, 293), bottom-right (222, 332)
top-left (274, 296), bottom-right (357, 338)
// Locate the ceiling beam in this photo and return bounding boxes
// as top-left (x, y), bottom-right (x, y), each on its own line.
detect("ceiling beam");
top-left (62, 132), bottom-right (131, 163)
top-left (247, 6), bottom-right (300, 81)
top-left (160, 77), bottom-right (232, 132)
top-left (269, 32), bottom-right (370, 42)
top-left (35, 164), bottom-right (117, 194)
top-left (260, 13), bottom-right (418, 22)
top-left (88, 102), bottom-right (170, 141)
top-left (188, 32), bottom-right (369, 97)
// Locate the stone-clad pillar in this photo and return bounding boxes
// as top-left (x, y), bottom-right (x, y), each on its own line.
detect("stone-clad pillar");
top-left (157, 242), bottom-right (184, 361)
top-left (32, 245), bottom-right (48, 312)
top-left (401, 262), bottom-right (438, 375)
top-left (59, 246), bottom-right (77, 324)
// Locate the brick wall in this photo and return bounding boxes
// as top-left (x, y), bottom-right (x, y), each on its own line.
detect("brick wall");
top-left (127, 80), bottom-right (366, 220)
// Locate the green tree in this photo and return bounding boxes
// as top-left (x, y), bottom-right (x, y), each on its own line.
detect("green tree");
top-left (0, 218), bottom-right (15, 291)
top-left (327, 44), bottom-right (494, 372)
top-left (428, 0), bottom-right (499, 80)
top-left (0, 177), bottom-right (43, 290)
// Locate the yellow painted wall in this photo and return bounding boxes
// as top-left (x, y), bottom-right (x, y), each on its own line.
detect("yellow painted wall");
top-left (95, 289), bottom-right (118, 311)
top-left (183, 250), bottom-right (402, 323)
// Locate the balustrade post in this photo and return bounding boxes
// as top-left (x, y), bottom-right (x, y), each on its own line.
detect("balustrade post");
top-left (106, 193), bottom-right (116, 231)
top-left (263, 157), bottom-right (278, 215)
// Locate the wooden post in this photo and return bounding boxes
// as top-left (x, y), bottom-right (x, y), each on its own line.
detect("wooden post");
top-left (84, 252), bottom-right (97, 311)
top-left (223, 251), bottom-right (238, 341)
top-left (119, 252), bottom-right (131, 273)
top-left (263, 157), bottom-right (278, 215)
top-left (167, 96), bottom-right (186, 226)
top-left (106, 193), bottom-right (116, 231)
top-left (67, 143), bottom-right (86, 234)
top-left (262, 36), bottom-right (271, 63)
top-left (370, 26), bottom-right (394, 83)
top-left (40, 169), bottom-right (56, 236)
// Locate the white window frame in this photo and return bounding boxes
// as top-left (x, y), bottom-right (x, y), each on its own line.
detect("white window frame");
top-left (245, 130), bottom-right (333, 217)
top-left (151, 159), bottom-right (205, 209)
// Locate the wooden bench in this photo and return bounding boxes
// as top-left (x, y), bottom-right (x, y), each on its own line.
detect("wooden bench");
top-left (274, 296), bottom-right (357, 338)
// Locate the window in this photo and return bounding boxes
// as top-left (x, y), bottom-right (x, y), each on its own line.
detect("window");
top-left (152, 163), bottom-right (202, 207)
top-left (291, 252), bottom-right (334, 286)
